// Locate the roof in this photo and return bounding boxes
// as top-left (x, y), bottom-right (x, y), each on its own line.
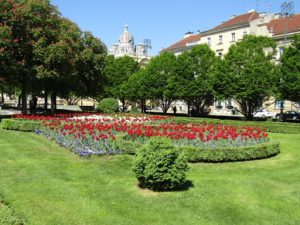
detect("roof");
top-left (213, 11), bottom-right (259, 30)
top-left (267, 14), bottom-right (300, 35)
top-left (164, 34), bottom-right (201, 52)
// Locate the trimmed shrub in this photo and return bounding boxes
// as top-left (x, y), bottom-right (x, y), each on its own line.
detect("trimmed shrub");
top-left (133, 137), bottom-right (189, 191)
top-left (96, 98), bottom-right (119, 113)
top-left (182, 142), bottom-right (280, 162)
top-left (1, 119), bottom-right (41, 132)
top-left (119, 136), bottom-right (279, 163)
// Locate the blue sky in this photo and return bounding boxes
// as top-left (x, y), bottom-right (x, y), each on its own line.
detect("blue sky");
top-left (50, 0), bottom-right (299, 56)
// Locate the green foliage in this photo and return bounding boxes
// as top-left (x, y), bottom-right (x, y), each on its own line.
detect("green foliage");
top-left (0, 200), bottom-right (24, 225)
top-left (143, 52), bottom-right (177, 114)
top-left (1, 119), bottom-right (41, 132)
top-left (133, 137), bottom-right (189, 191)
top-left (175, 44), bottom-right (217, 115)
top-left (213, 35), bottom-right (278, 120)
top-left (278, 34), bottom-right (300, 102)
top-left (104, 55), bottom-right (140, 110)
top-left (96, 98), bottom-right (119, 113)
top-left (182, 142), bottom-right (280, 162)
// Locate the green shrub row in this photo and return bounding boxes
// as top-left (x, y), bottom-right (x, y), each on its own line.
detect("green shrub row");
top-left (1, 119), bottom-right (41, 132)
top-left (182, 142), bottom-right (280, 162)
top-left (116, 135), bottom-right (280, 162)
top-left (170, 117), bottom-right (300, 134)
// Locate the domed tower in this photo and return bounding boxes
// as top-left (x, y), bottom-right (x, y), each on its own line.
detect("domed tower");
top-left (117, 24), bottom-right (135, 56)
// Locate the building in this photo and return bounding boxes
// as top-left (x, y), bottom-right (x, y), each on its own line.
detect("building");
top-left (164, 10), bottom-right (300, 116)
top-left (109, 24), bottom-right (150, 64)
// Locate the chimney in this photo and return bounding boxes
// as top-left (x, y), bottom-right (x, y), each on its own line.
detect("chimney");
top-left (230, 15), bottom-right (236, 19)
top-left (184, 31), bottom-right (193, 38)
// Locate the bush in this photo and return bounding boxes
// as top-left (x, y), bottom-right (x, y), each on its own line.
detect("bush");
top-left (182, 142), bottom-right (280, 162)
top-left (133, 137), bottom-right (189, 191)
top-left (96, 98), bottom-right (119, 113)
top-left (1, 119), bottom-right (41, 132)
top-left (118, 135), bottom-right (279, 163)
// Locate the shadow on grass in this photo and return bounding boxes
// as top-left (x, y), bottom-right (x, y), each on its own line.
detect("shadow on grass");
top-left (138, 180), bottom-right (194, 193)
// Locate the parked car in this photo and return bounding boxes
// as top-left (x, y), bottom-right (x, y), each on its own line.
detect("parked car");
top-left (275, 110), bottom-right (300, 121)
top-left (253, 109), bottom-right (276, 118)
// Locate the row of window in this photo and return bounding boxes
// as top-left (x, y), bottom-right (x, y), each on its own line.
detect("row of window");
top-left (214, 100), bottom-right (300, 110)
top-left (207, 31), bottom-right (248, 46)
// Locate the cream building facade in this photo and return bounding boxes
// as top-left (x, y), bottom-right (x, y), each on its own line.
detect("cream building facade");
top-left (164, 10), bottom-right (300, 116)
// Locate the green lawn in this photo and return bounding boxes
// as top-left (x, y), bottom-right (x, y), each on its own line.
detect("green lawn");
top-left (0, 129), bottom-right (299, 225)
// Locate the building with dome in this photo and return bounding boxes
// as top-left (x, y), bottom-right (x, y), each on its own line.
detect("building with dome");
top-left (109, 24), bottom-right (150, 63)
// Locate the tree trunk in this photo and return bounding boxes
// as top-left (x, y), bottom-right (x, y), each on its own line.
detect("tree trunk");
top-left (1, 90), bottom-right (4, 103)
top-left (44, 89), bottom-right (48, 110)
top-left (21, 75), bottom-right (28, 115)
top-left (18, 95), bottom-right (21, 109)
top-left (121, 99), bottom-right (126, 113)
top-left (51, 92), bottom-right (57, 113)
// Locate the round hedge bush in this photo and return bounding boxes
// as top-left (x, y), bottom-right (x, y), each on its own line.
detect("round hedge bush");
top-left (96, 98), bottom-right (119, 113)
top-left (133, 137), bottom-right (189, 191)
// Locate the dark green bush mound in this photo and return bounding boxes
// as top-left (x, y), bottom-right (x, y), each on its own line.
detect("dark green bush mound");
top-left (133, 137), bottom-right (189, 191)
top-left (1, 119), bottom-right (41, 132)
top-left (96, 98), bottom-right (119, 113)
top-left (182, 142), bottom-right (280, 162)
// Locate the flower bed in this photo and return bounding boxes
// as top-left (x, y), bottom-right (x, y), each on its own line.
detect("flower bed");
top-left (4, 113), bottom-right (280, 161)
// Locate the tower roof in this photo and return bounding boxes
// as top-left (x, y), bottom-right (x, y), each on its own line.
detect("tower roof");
top-left (119, 24), bottom-right (134, 44)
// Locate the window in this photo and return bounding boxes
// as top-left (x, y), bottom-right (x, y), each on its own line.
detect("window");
top-left (218, 52), bottom-right (223, 57)
top-left (275, 100), bottom-right (285, 110)
top-left (231, 33), bottom-right (235, 42)
top-left (279, 47), bottom-right (284, 58)
top-left (243, 30), bottom-right (247, 37)
top-left (207, 37), bottom-right (211, 47)
top-left (218, 35), bottom-right (223, 44)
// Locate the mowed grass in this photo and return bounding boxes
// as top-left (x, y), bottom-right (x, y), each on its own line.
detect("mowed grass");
top-left (0, 129), bottom-right (299, 225)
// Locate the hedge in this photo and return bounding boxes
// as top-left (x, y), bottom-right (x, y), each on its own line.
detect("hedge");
top-left (116, 135), bottom-right (280, 162)
top-left (1, 119), bottom-right (41, 132)
top-left (170, 117), bottom-right (300, 134)
top-left (181, 142), bottom-right (280, 162)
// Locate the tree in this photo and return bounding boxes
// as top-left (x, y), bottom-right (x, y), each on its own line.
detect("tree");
top-left (104, 55), bottom-right (140, 112)
top-left (278, 35), bottom-right (300, 103)
top-left (126, 69), bottom-right (151, 112)
top-left (175, 45), bottom-right (216, 116)
top-left (213, 35), bottom-right (277, 120)
top-left (0, 0), bottom-right (63, 114)
top-left (144, 52), bottom-right (177, 114)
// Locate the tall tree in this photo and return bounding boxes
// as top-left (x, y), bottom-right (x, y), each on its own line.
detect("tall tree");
top-left (126, 69), bottom-right (151, 112)
top-left (0, 0), bottom-right (63, 114)
top-left (104, 55), bottom-right (140, 111)
top-left (278, 35), bottom-right (300, 103)
top-left (213, 35), bottom-right (277, 120)
top-left (144, 52), bottom-right (177, 114)
top-left (175, 45), bottom-right (216, 116)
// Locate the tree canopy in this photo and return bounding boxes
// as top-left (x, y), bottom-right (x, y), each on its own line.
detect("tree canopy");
top-left (278, 35), bottom-right (300, 103)
top-left (212, 35), bottom-right (278, 120)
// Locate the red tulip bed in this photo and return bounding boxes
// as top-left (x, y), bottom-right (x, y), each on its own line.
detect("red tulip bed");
top-left (9, 113), bottom-right (278, 162)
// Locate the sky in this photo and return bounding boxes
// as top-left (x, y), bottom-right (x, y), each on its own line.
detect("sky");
top-left (50, 0), bottom-right (300, 56)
